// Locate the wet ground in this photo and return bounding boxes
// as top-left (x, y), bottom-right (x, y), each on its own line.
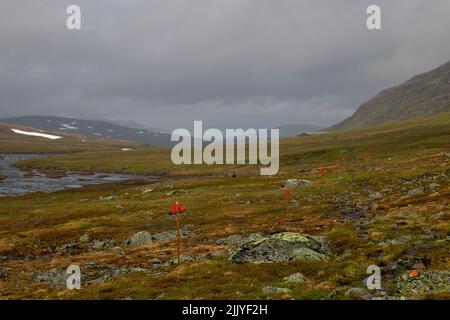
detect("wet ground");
top-left (0, 154), bottom-right (156, 196)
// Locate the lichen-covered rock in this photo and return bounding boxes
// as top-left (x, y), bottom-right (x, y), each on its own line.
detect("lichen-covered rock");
top-left (124, 231), bottom-right (153, 247)
top-left (283, 272), bottom-right (306, 284)
top-left (262, 286), bottom-right (291, 294)
top-left (229, 232), bottom-right (330, 264)
top-left (29, 268), bottom-right (67, 286)
top-left (397, 270), bottom-right (450, 295)
top-left (284, 179), bottom-right (313, 188)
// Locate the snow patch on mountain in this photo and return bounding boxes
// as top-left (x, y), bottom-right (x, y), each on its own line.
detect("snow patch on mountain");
top-left (11, 128), bottom-right (62, 140)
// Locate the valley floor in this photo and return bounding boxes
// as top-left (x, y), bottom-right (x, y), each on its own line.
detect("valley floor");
top-left (0, 113), bottom-right (449, 300)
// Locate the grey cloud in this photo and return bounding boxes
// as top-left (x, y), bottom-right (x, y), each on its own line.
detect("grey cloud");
top-left (1, 0), bottom-right (450, 130)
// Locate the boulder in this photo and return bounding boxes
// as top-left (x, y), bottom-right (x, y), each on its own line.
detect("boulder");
top-left (229, 232), bottom-right (330, 264)
top-left (29, 268), bottom-right (67, 286)
top-left (262, 286), bottom-right (291, 294)
top-left (124, 231), bottom-right (153, 247)
top-left (283, 272), bottom-right (306, 284)
top-left (284, 179), bottom-right (313, 188)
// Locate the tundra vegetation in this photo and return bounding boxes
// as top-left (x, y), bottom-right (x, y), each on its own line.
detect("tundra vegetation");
top-left (0, 112), bottom-right (449, 299)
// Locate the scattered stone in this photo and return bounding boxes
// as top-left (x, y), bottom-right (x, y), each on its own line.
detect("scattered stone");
top-left (89, 239), bottom-right (116, 250)
top-left (164, 254), bottom-right (197, 265)
top-left (262, 286), bottom-right (291, 294)
top-left (29, 268), bottom-right (67, 286)
top-left (369, 192), bottom-right (382, 201)
top-left (284, 179), bottom-right (313, 188)
top-left (124, 231), bottom-right (153, 247)
top-left (229, 232), bottom-right (330, 264)
top-left (283, 272), bottom-right (306, 284)
top-left (156, 292), bottom-right (168, 299)
top-left (79, 234), bottom-right (89, 242)
top-left (56, 241), bottom-right (81, 255)
top-left (98, 195), bottom-right (118, 201)
top-left (429, 183), bottom-right (441, 190)
top-left (397, 270), bottom-right (450, 296)
top-left (407, 187), bottom-right (424, 196)
top-left (112, 246), bottom-right (126, 256)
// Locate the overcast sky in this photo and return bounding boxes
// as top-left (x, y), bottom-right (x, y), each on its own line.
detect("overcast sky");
top-left (1, 0), bottom-right (450, 130)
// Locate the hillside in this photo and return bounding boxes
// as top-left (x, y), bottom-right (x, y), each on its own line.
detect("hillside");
top-left (327, 60), bottom-right (450, 131)
top-left (0, 116), bottom-right (174, 147)
top-left (0, 122), bottom-right (139, 153)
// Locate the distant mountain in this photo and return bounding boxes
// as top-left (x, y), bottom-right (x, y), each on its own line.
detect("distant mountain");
top-left (0, 116), bottom-right (174, 147)
top-left (0, 122), bottom-right (138, 153)
top-left (107, 120), bottom-right (169, 134)
top-left (274, 124), bottom-right (324, 138)
top-left (327, 60), bottom-right (450, 131)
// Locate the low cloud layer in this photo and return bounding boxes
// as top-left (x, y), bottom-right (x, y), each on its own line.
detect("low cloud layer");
top-left (1, 0), bottom-right (450, 130)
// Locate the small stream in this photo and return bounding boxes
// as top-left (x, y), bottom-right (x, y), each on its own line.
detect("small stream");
top-left (0, 154), bottom-right (154, 197)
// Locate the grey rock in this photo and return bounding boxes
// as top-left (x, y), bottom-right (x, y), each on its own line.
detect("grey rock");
top-left (89, 239), bottom-right (115, 250)
top-left (262, 286), bottom-right (291, 294)
top-left (29, 268), bottom-right (67, 286)
top-left (369, 192), bottom-right (382, 201)
top-left (429, 183), bottom-right (441, 190)
top-left (284, 179), bottom-right (313, 188)
top-left (407, 187), bottom-right (424, 196)
top-left (230, 232), bottom-right (330, 264)
top-left (79, 234), bottom-right (89, 242)
top-left (164, 254), bottom-right (197, 265)
top-left (283, 272), bottom-right (306, 284)
top-left (124, 231), bottom-right (153, 247)
top-left (98, 195), bottom-right (118, 201)
top-left (155, 293), bottom-right (168, 299)
top-left (56, 241), bottom-right (81, 255)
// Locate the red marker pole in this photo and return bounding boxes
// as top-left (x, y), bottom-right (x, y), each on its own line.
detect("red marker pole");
top-left (176, 202), bottom-right (180, 264)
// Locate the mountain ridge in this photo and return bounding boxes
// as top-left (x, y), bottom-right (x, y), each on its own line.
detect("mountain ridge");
top-left (0, 115), bottom-right (174, 147)
top-left (326, 60), bottom-right (450, 131)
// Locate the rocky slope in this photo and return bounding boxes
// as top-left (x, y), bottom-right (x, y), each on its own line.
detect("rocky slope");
top-left (327, 60), bottom-right (450, 131)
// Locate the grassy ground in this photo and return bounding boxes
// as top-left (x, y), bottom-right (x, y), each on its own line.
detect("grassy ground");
top-left (15, 112), bottom-right (450, 175)
top-left (0, 113), bottom-right (449, 299)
